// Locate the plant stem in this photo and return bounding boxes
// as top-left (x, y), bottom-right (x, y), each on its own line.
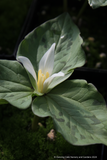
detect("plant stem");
top-left (76, 0), bottom-right (88, 21)
top-left (32, 115), bottom-right (40, 131)
top-left (63, 0), bottom-right (68, 12)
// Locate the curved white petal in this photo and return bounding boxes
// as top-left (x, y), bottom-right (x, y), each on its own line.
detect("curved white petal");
top-left (42, 72), bottom-right (64, 93)
top-left (39, 43), bottom-right (56, 76)
top-left (17, 56), bottom-right (37, 82)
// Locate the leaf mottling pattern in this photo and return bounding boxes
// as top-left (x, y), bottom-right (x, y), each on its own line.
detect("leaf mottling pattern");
top-left (0, 60), bottom-right (33, 109)
top-left (32, 80), bottom-right (107, 145)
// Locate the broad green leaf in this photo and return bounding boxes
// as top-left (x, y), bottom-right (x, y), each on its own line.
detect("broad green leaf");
top-left (32, 80), bottom-right (107, 145)
top-left (88, 0), bottom-right (107, 8)
top-left (101, 1), bottom-right (107, 6)
top-left (0, 60), bottom-right (33, 109)
top-left (17, 13), bottom-right (85, 89)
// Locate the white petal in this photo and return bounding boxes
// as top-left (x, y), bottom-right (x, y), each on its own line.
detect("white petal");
top-left (17, 56), bottom-right (37, 82)
top-left (39, 43), bottom-right (56, 76)
top-left (42, 72), bottom-right (64, 93)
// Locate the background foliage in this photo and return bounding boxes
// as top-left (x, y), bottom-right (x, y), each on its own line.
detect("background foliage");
top-left (0, 0), bottom-right (32, 55)
top-left (0, 104), bottom-right (100, 160)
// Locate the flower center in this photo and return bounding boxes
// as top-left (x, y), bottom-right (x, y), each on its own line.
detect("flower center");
top-left (37, 69), bottom-right (49, 93)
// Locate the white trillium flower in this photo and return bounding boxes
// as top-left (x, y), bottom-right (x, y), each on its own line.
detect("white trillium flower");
top-left (17, 43), bottom-right (64, 94)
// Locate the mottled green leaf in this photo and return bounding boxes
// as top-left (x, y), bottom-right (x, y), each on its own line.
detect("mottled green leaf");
top-left (88, 0), bottom-right (107, 8)
top-left (17, 13), bottom-right (85, 90)
top-left (32, 80), bottom-right (107, 145)
top-left (0, 60), bottom-right (33, 109)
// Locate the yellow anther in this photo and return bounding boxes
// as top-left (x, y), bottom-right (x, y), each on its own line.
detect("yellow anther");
top-left (37, 69), bottom-right (49, 93)
top-left (46, 72), bottom-right (49, 79)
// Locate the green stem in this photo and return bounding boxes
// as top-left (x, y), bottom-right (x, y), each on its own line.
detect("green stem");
top-left (76, 0), bottom-right (88, 22)
top-left (63, 0), bottom-right (68, 12)
top-left (32, 115), bottom-right (40, 131)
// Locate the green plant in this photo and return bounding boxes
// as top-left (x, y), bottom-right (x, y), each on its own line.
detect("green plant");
top-left (0, 13), bottom-right (107, 146)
